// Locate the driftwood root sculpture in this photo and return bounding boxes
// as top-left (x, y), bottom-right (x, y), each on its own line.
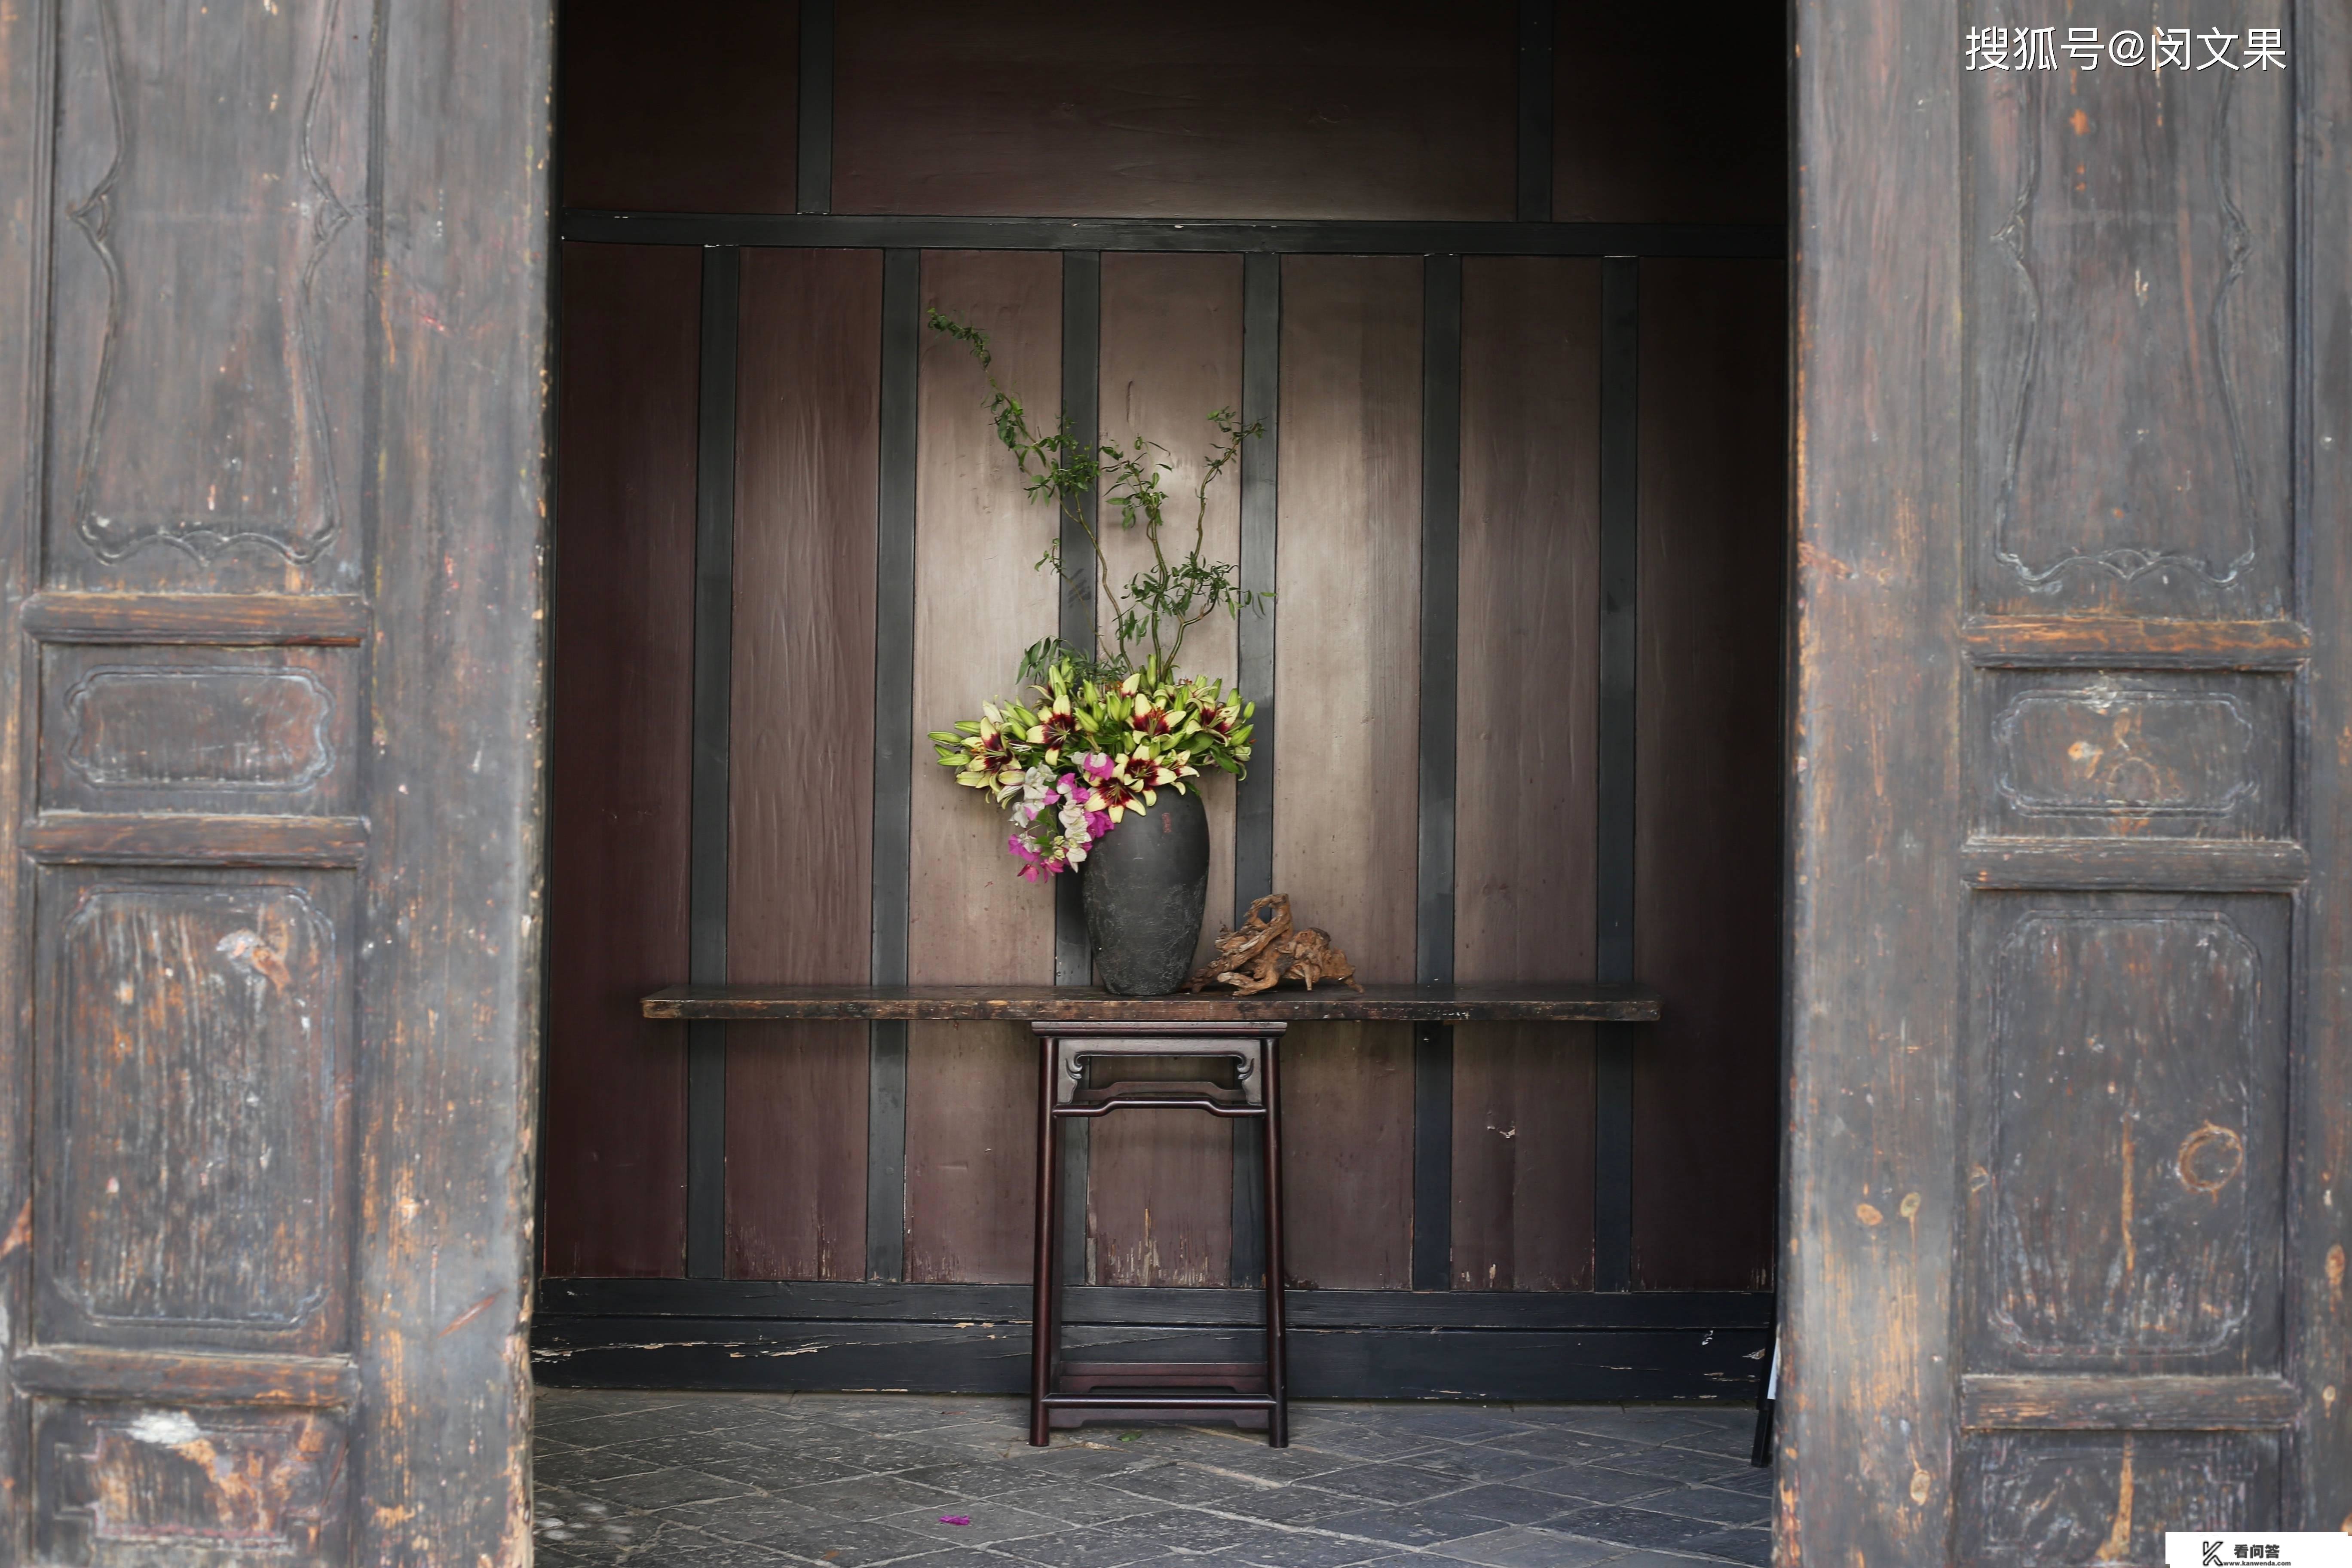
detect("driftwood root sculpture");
top-left (1183, 894), bottom-right (1362, 995)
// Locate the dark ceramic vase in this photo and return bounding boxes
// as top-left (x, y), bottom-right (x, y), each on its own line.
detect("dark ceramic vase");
top-left (1081, 788), bottom-right (1210, 995)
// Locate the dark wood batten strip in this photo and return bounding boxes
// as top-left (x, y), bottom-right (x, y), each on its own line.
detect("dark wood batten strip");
top-left (686, 246), bottom-right (741, 1280)
top-left (21, 593), bottom-right (371, 645)
top-left (1960, 1374), bottom-right (2301, 1431)
top-left (643, 983), bottom-right (1659, 1023)
top-left (20, 814), bottom-right (369, 867)
top-left (866, 248), bottom-right (922, 1284)
top-left (532, 1315), bottom-right (1770, 1402)
top-left (561, 213), bottom-right (1786, 259)
top-left (539, 1276), bottom-right (1773, 1328)
top-left (1961, 836), bottom-right (2310, 891)
top-left (1593, 256), bottom-right (1641, 1292)
top-left (12, 1345), bottom-right (361, 1409)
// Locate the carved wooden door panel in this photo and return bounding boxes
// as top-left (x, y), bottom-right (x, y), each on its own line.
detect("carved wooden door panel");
top-left (1786, 0), bottom-right (2350, 1562)
top-left (0, 0), bottom-right (552, 1561)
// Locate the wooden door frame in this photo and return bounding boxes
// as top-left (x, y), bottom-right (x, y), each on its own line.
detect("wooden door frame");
top-left (0, 0), bottom-right (554, 1556)
top-left (1784, 0), bottom-right (2352, 1557)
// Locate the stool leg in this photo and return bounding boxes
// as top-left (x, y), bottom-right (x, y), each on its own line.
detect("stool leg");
top-left (1030, 1036), bottom-right (1059, 1446)
top-left (1260, 1038), bottom-right (1288, 1447)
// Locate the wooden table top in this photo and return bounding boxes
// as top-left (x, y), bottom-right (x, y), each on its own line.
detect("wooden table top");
top-left (641, 982), bottom-right (1660, 1024)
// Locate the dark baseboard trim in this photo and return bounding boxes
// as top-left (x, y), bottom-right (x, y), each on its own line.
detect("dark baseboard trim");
top-left (536, 1278), bottom-right (1772, 1330)
top-left (532, 1317), bottom-right (1770, 1403)
top-left (531, 1281), bottom-right (1774, 1401)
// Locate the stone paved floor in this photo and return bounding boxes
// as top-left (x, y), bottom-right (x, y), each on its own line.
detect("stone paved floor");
top-left (533, 1390), bottom-right (1772, 1568)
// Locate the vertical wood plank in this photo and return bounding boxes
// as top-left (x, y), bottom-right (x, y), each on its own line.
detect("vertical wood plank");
top-left (1271, 255), bottom-right (1421, 1291)
top-left (1085, 253), bottom-right (1246, 1287)
top-left (362, 0), bottom-right (554, 1547)
top-left (723, 248), bottom-right (882, 1282)
top-left (1633, 259), bottom-right (1785, 1291)
top-left (903, 250), bottom-right (1060, 1284)
top-left (686, 247), bottom-right (741, 1280)
top-left (542, 242), bottom-right (699, 1278)
top-left (1786, 0), bottom-right (1962, 1552)
top-left (560, 0), bottom-right (799, 214)
top-left (0, 0), bottom-right (34, 1531)
top-left (1592, 257), bottom-right (1641, 1293)
top-left (1451, 256), bottom-right (1602, 1292)
top-left (2300, 0), bottom-right (2352, 1524)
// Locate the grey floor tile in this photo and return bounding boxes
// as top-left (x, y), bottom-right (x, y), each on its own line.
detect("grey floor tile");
top-left (1406, 1444), bottom-right (1568, 1485)
top-left (1207, 1483), bottom-right (1370, 1525)
top-left (1305, 1461), bottom-right (1476, 1507)
top-left (1221, 1526), bottom-right (1403, 1567)
top-left (593, 1464), bottom-right (760, 1512)
top-left (661, 1493), bottom-right (842, 1546)
top-left (1701, 1465), bottom-right (1775, 1497)
top-left (1311, 1502), bottom-right (1526, 1550)
top-left (971, 1481), bottom-right (1162, 1527)
top-left (1106, 1461), bottom-right (1284, 1508)
top-left (1549, 1503), bottom-right (1730, 1551)
top-left (983, 1523), bottom-right (1182, 1567)
top-left (785, 1473), bottom-right (970, 1522)
top-left (1428, 1482), bottom-right (1585, 1526)
top-left (534, 1442), bottom-right (671, 1486)
top-left (1626, 1483), bottom-right (1772, 1527)
top-left (1479, 1427), bottom-right (1656, 1466)
top-left (1111, 1506), bottom-right (1301, 1556)
top-left (875, 1501), bottom-right (1071, 1547)
top-left (1589, 1448), bottom-right (1759, 1485)
top-left (1443, 1526), bottom-right (1626, 1568)
top-left (737, 1513), bottom-right (951, 1566)
top-left (1675, 1526), bottom-right (1774, 1567)
top-left (1512, 1464), bottom-right (1681, 1506)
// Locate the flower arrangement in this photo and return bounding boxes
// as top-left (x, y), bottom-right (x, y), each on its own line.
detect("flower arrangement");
top-left (925, 312), bottom-right (1262, 881)
top-left (932, 658), bottom-right (1252, 882)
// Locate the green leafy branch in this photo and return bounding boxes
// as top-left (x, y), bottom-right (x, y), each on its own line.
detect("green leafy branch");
top-left (930, 308), bottom-right (1268, 686)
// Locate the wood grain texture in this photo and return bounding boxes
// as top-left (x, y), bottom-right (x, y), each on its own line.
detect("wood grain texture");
top-left (1961, 1374), bottom-right (2300, 1432)
top-left (832, 1), bottom-right (1513, 220)
top-left (2296, 0), bottom-right (2352, 1525)
top-left (1963, 895), bottom-right (2285, 1374)
top-left (903, 251), bottom-right (1061, 1284)
top-left (1450, 257), bottom-right (1601, 1292)
top-left (1957, 1432), bottom-right (2278, 1562)
top-left (0, 0), bottom-right (44, 1526)
top-left (723, 248), bottom-right (882, 1283)
top-left (1632, 259), bottom-right (1785, 1291)
top-left (1086, 253), bottom-right (1246, 1287)
top-left (1271, 256), bottom-right (1421, 1291)
top-left (354, 0), bottom-right (553, 1550)
top-left (559, 0), bottom-right (798, 213)
top-left (43, 0), bottom-right (371, 595)
top-left (12, 1345), bottom-right (360, 1408)
top-left (1964, 8), bottom-right (2291, 619)
top-left (1552, 0), bottom-right (1785, 226)
top-left (1785, 0), bottom-right (1962, 1557)
top-left (542, 243), bottom-right (699, 1278)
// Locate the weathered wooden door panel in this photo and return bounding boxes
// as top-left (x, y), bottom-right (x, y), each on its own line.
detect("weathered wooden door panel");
top-left (1791, 0), bottom-right (2350, 1559)
top-left (0, 0), bottom-right (552, 1559)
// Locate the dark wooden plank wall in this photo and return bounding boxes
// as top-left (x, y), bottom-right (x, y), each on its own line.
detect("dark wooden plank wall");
top-left (1632, 260), bottom-right (1786, 1290)
top-left (542, 2), bottom-right (1789, 1305)
top-left (831, 2), bottom-right (1516, 220)
top-left (559, 0), bottom-right (799, 213)
top-left (1551, 3), bottom-right (1785, 225)
top-left (902, 251), bottom-right (1062, 1283)
top-left (723, 249), bottom-right (883, 1281)
top-left (542, 243), bottom-right (700, 1277)
top-left (1451, 257), bottom-right (1602, 1291)
top-left (1086, 254), bottom-right (1247, 1287)
top-left (1272, 257), bottom-right (1424, 1291)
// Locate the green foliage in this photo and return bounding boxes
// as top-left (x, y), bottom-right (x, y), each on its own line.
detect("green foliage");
top-left (929, 307), bottom-right (1268, 686)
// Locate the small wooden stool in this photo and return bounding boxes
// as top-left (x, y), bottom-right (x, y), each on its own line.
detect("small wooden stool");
top-left (1029, 1020), bottom-right (1289, 1446)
